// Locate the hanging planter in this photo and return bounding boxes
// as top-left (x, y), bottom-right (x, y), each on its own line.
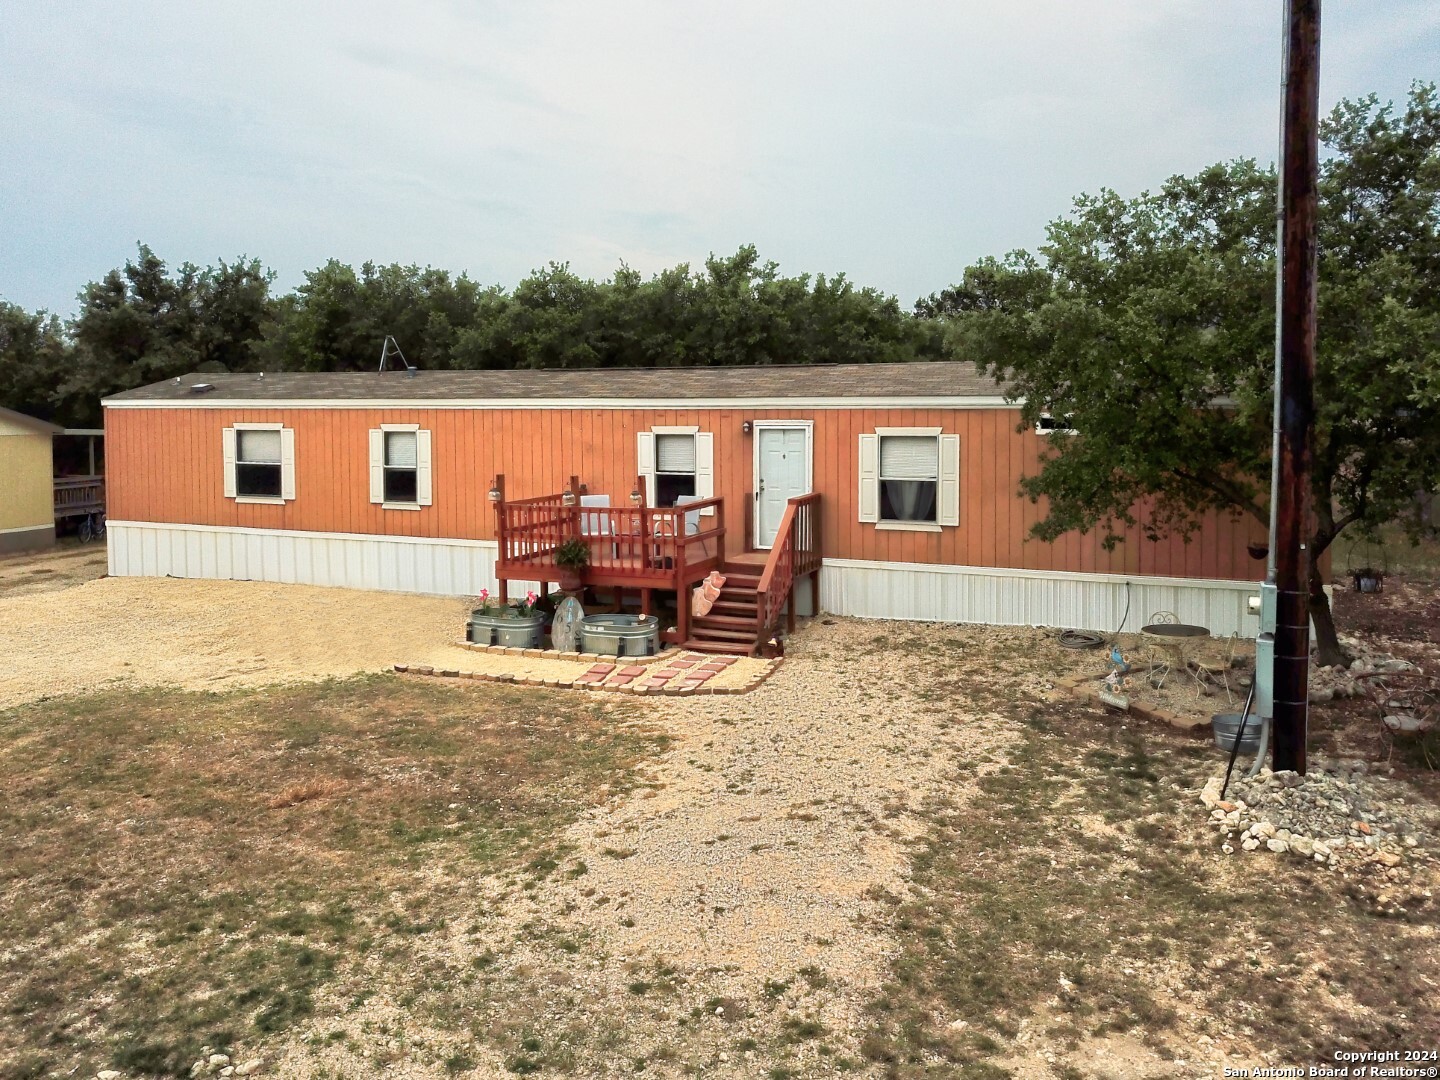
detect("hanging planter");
top-left (1343, 536), bottom-right (1388, 594)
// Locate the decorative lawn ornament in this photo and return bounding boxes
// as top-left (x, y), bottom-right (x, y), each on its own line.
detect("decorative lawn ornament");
top-left (551, 595), bottom-right (586, 654)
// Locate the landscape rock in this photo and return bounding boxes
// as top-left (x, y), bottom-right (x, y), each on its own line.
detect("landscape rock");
top-left (1200, 756), bottom-right (1433, 867)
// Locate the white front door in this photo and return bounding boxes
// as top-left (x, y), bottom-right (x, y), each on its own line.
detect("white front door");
top-left (754, 424), bottom-right (811, 548)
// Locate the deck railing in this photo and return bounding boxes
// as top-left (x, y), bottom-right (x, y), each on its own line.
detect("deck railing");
top-left (756, 493), bottom-right (821, 636)
top-left (495, 491), bottom-right (727, 587)
top-left (54, 475), bottom-right (105, 519)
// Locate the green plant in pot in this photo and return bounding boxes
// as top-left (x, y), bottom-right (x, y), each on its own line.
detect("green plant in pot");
top-left (555, 537), bottom-right (590, 592)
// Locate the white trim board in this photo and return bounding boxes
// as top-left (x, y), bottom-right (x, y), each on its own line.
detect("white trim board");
top-left (104, 395), bottom-right (1017, 411)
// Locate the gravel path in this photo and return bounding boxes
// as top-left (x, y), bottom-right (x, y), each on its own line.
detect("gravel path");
top-left (376, 619), bottom-right (1027, 1076)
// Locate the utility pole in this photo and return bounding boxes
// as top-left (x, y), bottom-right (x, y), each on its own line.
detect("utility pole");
top-left (1272, 0), bottom-right (1321, 774)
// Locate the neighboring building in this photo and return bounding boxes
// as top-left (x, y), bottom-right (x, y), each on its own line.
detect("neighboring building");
top-left (101, 362), bottom-right (1263, 640)
top-left (0, 407), bottom-right (62, 553)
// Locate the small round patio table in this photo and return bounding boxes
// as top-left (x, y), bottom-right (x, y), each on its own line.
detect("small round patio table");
top-left (1140, 622), bottom-right (1210, 690)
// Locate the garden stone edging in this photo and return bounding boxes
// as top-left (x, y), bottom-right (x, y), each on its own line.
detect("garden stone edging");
top-left (394, 656), bottom-right (782, 696)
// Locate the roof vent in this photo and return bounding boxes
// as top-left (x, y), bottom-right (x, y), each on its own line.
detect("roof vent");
top-left (190, 383), bottom-right (216, 393)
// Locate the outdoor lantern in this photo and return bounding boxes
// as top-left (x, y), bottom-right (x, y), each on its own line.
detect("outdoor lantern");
top-left (488, 483), bottom-right (501, 503)
top-left (629, 487), bottom-right (642, 506)
top-left (562, 489), bottom-right (577, 507)
top-left (741, 419), bottom-right (753, 435)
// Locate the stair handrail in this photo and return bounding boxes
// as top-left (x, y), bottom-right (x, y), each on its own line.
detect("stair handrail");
top-left (755, 493), bottom-right (820, 636)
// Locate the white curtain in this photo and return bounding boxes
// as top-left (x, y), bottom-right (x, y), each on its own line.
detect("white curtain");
top-left (880, 436), bottom-right (938, 521)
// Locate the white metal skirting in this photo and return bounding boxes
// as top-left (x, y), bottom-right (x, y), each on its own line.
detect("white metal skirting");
top-left (106, 521), bottom-right (515, 597)
top-left (819, 557), bottom-right (1259, 639)
top-left (106, 522), bottom-right (1259, 636)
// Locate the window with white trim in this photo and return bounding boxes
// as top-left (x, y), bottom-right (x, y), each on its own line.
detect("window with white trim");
top-left (637, 428), bottom-right (714, 513)
top-left (879, 435), bottom-right (939, 522)
top-left (369, 425), bottom-right (432, 508)
top-left (223, 423), bottom-right (295, 503)
top-left (858, 429), bottom-right (960, 528)
top-left (1035, 412), bottom-right (1075, 434)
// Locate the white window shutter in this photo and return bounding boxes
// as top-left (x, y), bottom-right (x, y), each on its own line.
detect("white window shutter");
top-left (280, 427), bottom-right (296, 501)
top-left (369, 429), bottom-right (384, 504)
top-left (694, 431), bottom-right (714, 515)
top-left (858, 434), bottom-right (879, 523)
top-left (637, 431), bottom-right (656, 506)
top-left (416, 430), bottom-right (433, 506)
top-left (222, 427), bottom-right (237, 498)
top-left (938, 434), bottom-right (961, 527)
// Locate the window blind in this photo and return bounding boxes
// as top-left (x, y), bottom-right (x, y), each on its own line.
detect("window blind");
top-left (656, 433), bottom-right (696, 473)
top-left (237, 429), bottom-right (282, 464)
top-left (879, 435), bottom-right (938, 480)
top-left (385, 430), bottom-right (418, 468)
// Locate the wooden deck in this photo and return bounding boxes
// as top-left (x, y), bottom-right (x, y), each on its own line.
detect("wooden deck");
top-left (493, 480), bottom-right (728, 642)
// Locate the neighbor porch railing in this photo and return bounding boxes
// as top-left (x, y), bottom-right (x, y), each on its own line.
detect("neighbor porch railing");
top-left (54, 475), bottom-right (105, 520)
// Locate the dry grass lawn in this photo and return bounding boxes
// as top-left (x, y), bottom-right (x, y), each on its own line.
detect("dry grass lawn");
top-left (1, 545), bottom-right (1438, 1078)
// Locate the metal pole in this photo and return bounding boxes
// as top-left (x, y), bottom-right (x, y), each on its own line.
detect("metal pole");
top-left (1272, 0), bottom-right (1321, 775)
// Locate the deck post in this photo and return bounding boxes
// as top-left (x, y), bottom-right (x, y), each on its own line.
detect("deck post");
top-left (492, 474), bottom-right (508, 604)
top-left (716, 498), bottom-right (726, 569)
top-left (675, 524), bottom-right (690, 644)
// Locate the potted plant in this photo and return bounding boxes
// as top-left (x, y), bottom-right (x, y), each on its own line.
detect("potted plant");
top-left (555, 537), bottom-right (590, 593)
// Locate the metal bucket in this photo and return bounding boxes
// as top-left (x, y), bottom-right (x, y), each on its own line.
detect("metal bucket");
top-left (1211, 712), bottom-right (1264, 756)
top-left (468, 611), bottom-right (545, 649)
top-left (580, 614), bottom-right (660, 657)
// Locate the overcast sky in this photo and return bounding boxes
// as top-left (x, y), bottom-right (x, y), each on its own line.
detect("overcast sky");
top-left (2, 1), bottom-right (1437, 316)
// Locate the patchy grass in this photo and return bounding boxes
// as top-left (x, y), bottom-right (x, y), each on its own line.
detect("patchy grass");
top-left (859, 696), bottom-right (1440, 1076)
top-left (0, 674), bottom-right (666, 1078)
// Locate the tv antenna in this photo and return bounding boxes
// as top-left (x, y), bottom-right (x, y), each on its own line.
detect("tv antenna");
top-left (378, 335), bottom-right (417, 376)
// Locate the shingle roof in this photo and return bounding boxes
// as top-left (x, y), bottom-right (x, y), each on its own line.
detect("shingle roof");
top-left (104, 361), bottom-right (1007, 404)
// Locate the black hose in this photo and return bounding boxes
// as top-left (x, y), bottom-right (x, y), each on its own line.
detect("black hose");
top-left (1057, 629), bottom-right (1105, 650)
top-left (1219, 680), bottom-right (1259, 803)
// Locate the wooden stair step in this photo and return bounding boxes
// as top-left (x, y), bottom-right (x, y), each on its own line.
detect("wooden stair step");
top-left (688, 626), bottom-right (759, 642)
top-left (711, 600), bottom-right (759, 616)
top-left (722, 574), bottom-right (762, 588)
top-left (714, 593), bottom-right (760, 610)
top-left (693, 614), bottom-right (759, 630)
top-left (681, 641), bottom-right (755, 656)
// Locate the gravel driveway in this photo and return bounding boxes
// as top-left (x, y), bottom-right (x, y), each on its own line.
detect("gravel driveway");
top-left (0, 545), bottom-right (477, 709)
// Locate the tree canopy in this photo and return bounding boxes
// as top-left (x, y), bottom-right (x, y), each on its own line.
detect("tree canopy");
top-left (921, 83), bottom-right (1440, 664)
top-left (0, 245), bottom-right (944, 427)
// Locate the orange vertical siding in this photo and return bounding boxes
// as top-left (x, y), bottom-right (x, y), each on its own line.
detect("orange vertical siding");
top-left (103, 404), bottom-right (1256, 582)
